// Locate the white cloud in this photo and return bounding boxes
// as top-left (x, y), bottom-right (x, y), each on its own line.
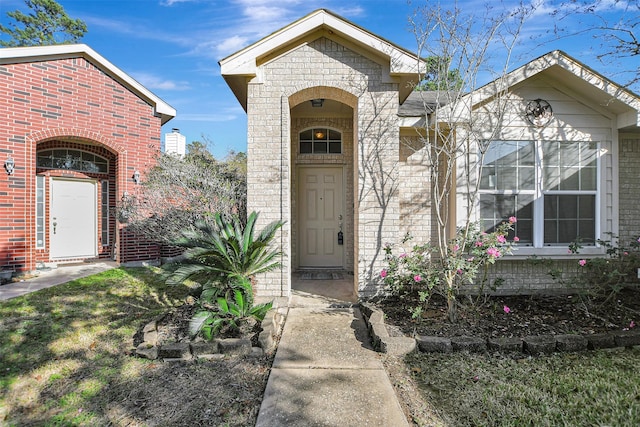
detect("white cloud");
top-left (216, 35), bottom-right (250, 56)
top-left (84, 1), bottom-right (376, 60)
top-left (132, 72), bottom-right (191, 90)
top-left (333, 6), bottom-right (366, 18)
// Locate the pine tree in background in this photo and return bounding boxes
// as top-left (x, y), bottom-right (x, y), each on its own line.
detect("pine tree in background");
top-left (0, 0), bottom-right (87, 47)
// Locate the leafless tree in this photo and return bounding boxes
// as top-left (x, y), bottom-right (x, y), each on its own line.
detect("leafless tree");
top-left (406, 1), bottom-right (538, 320)
top-left (547, 0), bottom-right (639, 87)
top-left (120, 146), bottom-right (247, 247)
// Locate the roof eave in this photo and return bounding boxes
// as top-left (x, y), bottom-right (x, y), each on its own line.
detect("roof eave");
top-left (219, 9), bottom-right (424, 107)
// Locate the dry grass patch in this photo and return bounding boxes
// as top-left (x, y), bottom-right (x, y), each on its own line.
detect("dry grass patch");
top-left (0, 267), bottom-right (271, 426)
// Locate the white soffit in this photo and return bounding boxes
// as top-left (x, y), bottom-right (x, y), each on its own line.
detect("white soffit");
top-left (0, 44), bottom-right (176, 124)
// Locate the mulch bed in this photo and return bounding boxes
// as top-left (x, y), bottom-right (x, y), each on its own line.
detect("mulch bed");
top-left (376, 288), bottom-right (640, 339)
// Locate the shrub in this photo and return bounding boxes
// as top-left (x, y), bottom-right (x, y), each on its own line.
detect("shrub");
top-left (564, 233), bottom-right (640, 302)
top-left (189, 277), bottom-right (273, 340)
top-left (381, 219), bottom-right (517, 321)
top-left (165, 211), bottom-right (284, 339)
top-left (165, 211), bottom-right (284, 299)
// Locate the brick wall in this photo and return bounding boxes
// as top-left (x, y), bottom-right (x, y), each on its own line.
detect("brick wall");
top-left (246, 37), bottom-right (402, 298)
top-left (0, 55), bottom-right (164, 271)
top-left (619, 134), bottom-right (640, 245)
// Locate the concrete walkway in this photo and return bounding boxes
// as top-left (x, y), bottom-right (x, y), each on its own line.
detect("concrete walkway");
top-left (255, 293), bottom-right (408, 426)
top-left (0, 261), bottom-right (118, 301)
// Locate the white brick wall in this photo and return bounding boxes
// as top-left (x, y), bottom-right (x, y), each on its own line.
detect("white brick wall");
top-left (246, 37), bottom-right (403, 298)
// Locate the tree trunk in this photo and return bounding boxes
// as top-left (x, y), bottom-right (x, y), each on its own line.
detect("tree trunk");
top-left (445, 273), bottom-right (458, 322)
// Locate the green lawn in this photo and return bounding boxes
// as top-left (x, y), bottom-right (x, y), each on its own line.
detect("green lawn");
top-left (405, 349), bottom-right (640, 426)
top-left (4, 267), bottom-right (640, 426)
top-left (0, 267), bottom-right (269, 426)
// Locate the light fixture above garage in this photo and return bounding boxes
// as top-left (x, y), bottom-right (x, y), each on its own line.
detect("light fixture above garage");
top-left (311, 98), bottom-right (324, 108)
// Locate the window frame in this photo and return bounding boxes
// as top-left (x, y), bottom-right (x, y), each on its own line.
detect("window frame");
top-left (477, 139), bottom-right (603, 256)
top-left (35, 175), bottom-right (45, 249)
top-left (36, 148), bottom-right (109, 174)
top-left (299, 127), bottom-right (342, 154)
top-left (101, 180), bottom-right (109, 246)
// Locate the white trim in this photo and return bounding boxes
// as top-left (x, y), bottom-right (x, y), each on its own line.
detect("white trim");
top-left (463, 51), bottom-right (640, 130)
top-left (220, 9), bottom-right (422, 76)
top-left (35, 175), bottom-right (45, 249)
top-left (478, 139), bottom-right (605, 253)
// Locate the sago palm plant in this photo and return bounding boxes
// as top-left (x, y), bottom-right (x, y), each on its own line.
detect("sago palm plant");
top-left (189, 277), bottom-right (273, 340)
top-left (165, 211), bottom-right (284, 302)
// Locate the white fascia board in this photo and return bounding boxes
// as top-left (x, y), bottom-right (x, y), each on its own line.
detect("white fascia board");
top-left (472, 50), bottom-right (640, 114)
top-left (219, 9), bottom-right (423, 77)
top-left (0, 44), bottom-right (176, 121)
top-left (617, 110), bottom-right (640, 129)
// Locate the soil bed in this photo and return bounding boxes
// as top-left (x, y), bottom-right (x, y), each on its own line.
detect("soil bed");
top-left (150, 302), bottom-right (262, 347)
top-left (376, 288), bottom-right (640, 339)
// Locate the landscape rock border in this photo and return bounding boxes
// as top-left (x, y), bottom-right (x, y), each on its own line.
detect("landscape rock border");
top-left (135, 307), bottom-right (288, 361)
top-left (360, 302), bottom-right (640, 356)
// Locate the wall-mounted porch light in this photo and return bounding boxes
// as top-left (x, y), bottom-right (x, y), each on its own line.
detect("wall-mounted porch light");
top-left (133, 170), bottom-right (141, 184)
top-left (4, 156), bottom-right (15, 175)
top-left (310, 98), bottom-right (324, 108)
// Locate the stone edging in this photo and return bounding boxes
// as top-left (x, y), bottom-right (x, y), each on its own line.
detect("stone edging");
top-left (135, 307), bottom-right (288, 361)
top-left (360, 302), bottom-right (640, 356)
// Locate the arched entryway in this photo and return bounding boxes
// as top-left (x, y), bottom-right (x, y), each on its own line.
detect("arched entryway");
top-left (32, 132), bottom-right (121, 266)
top-left (289, 88), bottom-right (358, 300)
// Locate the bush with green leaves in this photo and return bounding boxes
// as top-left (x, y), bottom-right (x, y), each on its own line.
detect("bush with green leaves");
top-left (189, 277), bottom-right (272, 340)
top-left (166, 211), bottom-right (284, 297)
top-left (381, 219), bottom-right (516, 321)
top-left (558, 233), bottom-right (640, 302)
top-left (165, 211), bottom-right (284, 339)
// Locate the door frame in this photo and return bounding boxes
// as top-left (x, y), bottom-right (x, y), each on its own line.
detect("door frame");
top-left (49, 177), bottom-right (98, 260)
top-left (296, 164), bottom-right (346, 269)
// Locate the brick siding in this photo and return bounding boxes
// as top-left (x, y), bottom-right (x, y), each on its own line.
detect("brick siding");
top-left (0, 56), bottom-right (164, 271)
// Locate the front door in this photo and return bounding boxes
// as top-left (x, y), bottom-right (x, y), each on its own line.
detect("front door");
top-left (50, 178), bottom-right (97, 259)
top-left (298, 166), bottom-right (344, 268)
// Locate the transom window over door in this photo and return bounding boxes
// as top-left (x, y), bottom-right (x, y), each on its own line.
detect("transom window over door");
top-left (300, 128), bottom-right (342, 154)
top-left (37, 149), bottom-right (108, 173)
top-left (479, 140), bottom-right (599, 247)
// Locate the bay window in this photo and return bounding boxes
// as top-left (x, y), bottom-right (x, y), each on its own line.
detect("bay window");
top-left (479, 140), bottom-right (599, 247)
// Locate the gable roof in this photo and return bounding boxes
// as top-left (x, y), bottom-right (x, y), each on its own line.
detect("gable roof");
top-left (0, 44), bottom-right (176, 125)
top-left (470, 50), bottom-right (640, 131)
top-left (220, 9), bottom-right (424, 110)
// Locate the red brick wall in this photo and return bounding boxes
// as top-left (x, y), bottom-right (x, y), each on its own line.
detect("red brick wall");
top-left (0, 55), bottom-right (164, 271)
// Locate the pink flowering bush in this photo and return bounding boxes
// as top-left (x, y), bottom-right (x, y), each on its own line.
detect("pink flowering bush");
top-left (381, 220), bottom-right (517, 320)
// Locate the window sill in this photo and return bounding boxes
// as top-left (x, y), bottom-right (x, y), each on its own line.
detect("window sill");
top-left (505, 246), bottom-right (606, 259)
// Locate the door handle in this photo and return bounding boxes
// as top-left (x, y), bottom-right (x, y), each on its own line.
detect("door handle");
top-left (53, 217), bottom-right (57, 235)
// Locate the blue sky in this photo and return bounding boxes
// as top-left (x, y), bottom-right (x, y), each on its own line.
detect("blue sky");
top-left (0, 0), bottom-right (636, 158)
